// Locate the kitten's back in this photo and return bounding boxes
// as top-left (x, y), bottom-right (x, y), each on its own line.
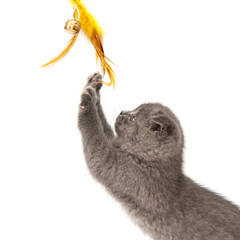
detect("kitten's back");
top-left (178, 176), bottom-right (240, 239)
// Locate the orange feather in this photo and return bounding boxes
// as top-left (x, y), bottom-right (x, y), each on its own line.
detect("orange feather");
top-left (42, 0), bottom-right (116, 88)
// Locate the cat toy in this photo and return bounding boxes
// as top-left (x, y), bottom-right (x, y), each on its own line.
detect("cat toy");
top-left (42, 0), bottom-right (115, 88)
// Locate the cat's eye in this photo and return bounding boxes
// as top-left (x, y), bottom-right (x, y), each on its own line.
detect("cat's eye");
top-left (129, 116), bottom-right (136, 122)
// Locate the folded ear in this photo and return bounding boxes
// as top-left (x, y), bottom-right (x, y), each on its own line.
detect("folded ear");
top-left (150, 116), bottom-right (174, 136)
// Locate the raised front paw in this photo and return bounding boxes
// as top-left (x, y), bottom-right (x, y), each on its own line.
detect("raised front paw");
top-left (79, 86), bottom-right (98, 110)
top-left (86, 72), bottom-right (103, 92)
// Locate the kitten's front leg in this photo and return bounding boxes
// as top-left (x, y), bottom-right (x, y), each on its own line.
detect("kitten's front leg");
top-left (78, 81), bottom-right (111, 179)
top-left (85, 73), bottom-right (115, 139)
top-left (78, 83), bottom-right (103, 142)
top-left (78, 77), bottom-right (142, 196)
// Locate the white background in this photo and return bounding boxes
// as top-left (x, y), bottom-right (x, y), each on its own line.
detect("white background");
top-left (0, 0), bottom-right (240, 239)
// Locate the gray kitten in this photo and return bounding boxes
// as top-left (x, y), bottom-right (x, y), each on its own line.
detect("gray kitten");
top-left (78, 73), bottom-right (240, 240)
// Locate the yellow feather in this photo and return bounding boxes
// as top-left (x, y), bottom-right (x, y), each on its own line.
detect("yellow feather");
top-left (42, 0), bottom-right (115, 88)
top-left (41, 34), bottom-right (78, 68)
top-left (70, 0), bottom-right (115, 87)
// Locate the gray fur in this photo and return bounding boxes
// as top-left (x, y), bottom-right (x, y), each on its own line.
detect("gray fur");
top-left (78, 73), bottom-right (240, 240)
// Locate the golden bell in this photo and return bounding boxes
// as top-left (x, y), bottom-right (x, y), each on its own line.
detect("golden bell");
top-left (64, 19), bottom-right (81, 35)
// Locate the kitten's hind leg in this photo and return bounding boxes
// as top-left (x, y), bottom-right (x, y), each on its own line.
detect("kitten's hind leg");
top-left (85, 73), bottom-right (115, 139)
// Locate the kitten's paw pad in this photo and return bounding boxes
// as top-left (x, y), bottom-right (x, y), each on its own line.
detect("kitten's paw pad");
top-left (87, 72), bottom-right (103, 91)
top-left (80, 93), bottom-right (91, 109)
top-left (79, 104), bottom-right (85, 109)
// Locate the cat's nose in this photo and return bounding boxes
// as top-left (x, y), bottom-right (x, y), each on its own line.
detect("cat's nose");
top-left (120, 111), bottom-right (128, 115)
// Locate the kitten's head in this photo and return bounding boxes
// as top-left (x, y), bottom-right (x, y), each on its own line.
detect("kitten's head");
top-left (115, 103), bottom-right (184, 160)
